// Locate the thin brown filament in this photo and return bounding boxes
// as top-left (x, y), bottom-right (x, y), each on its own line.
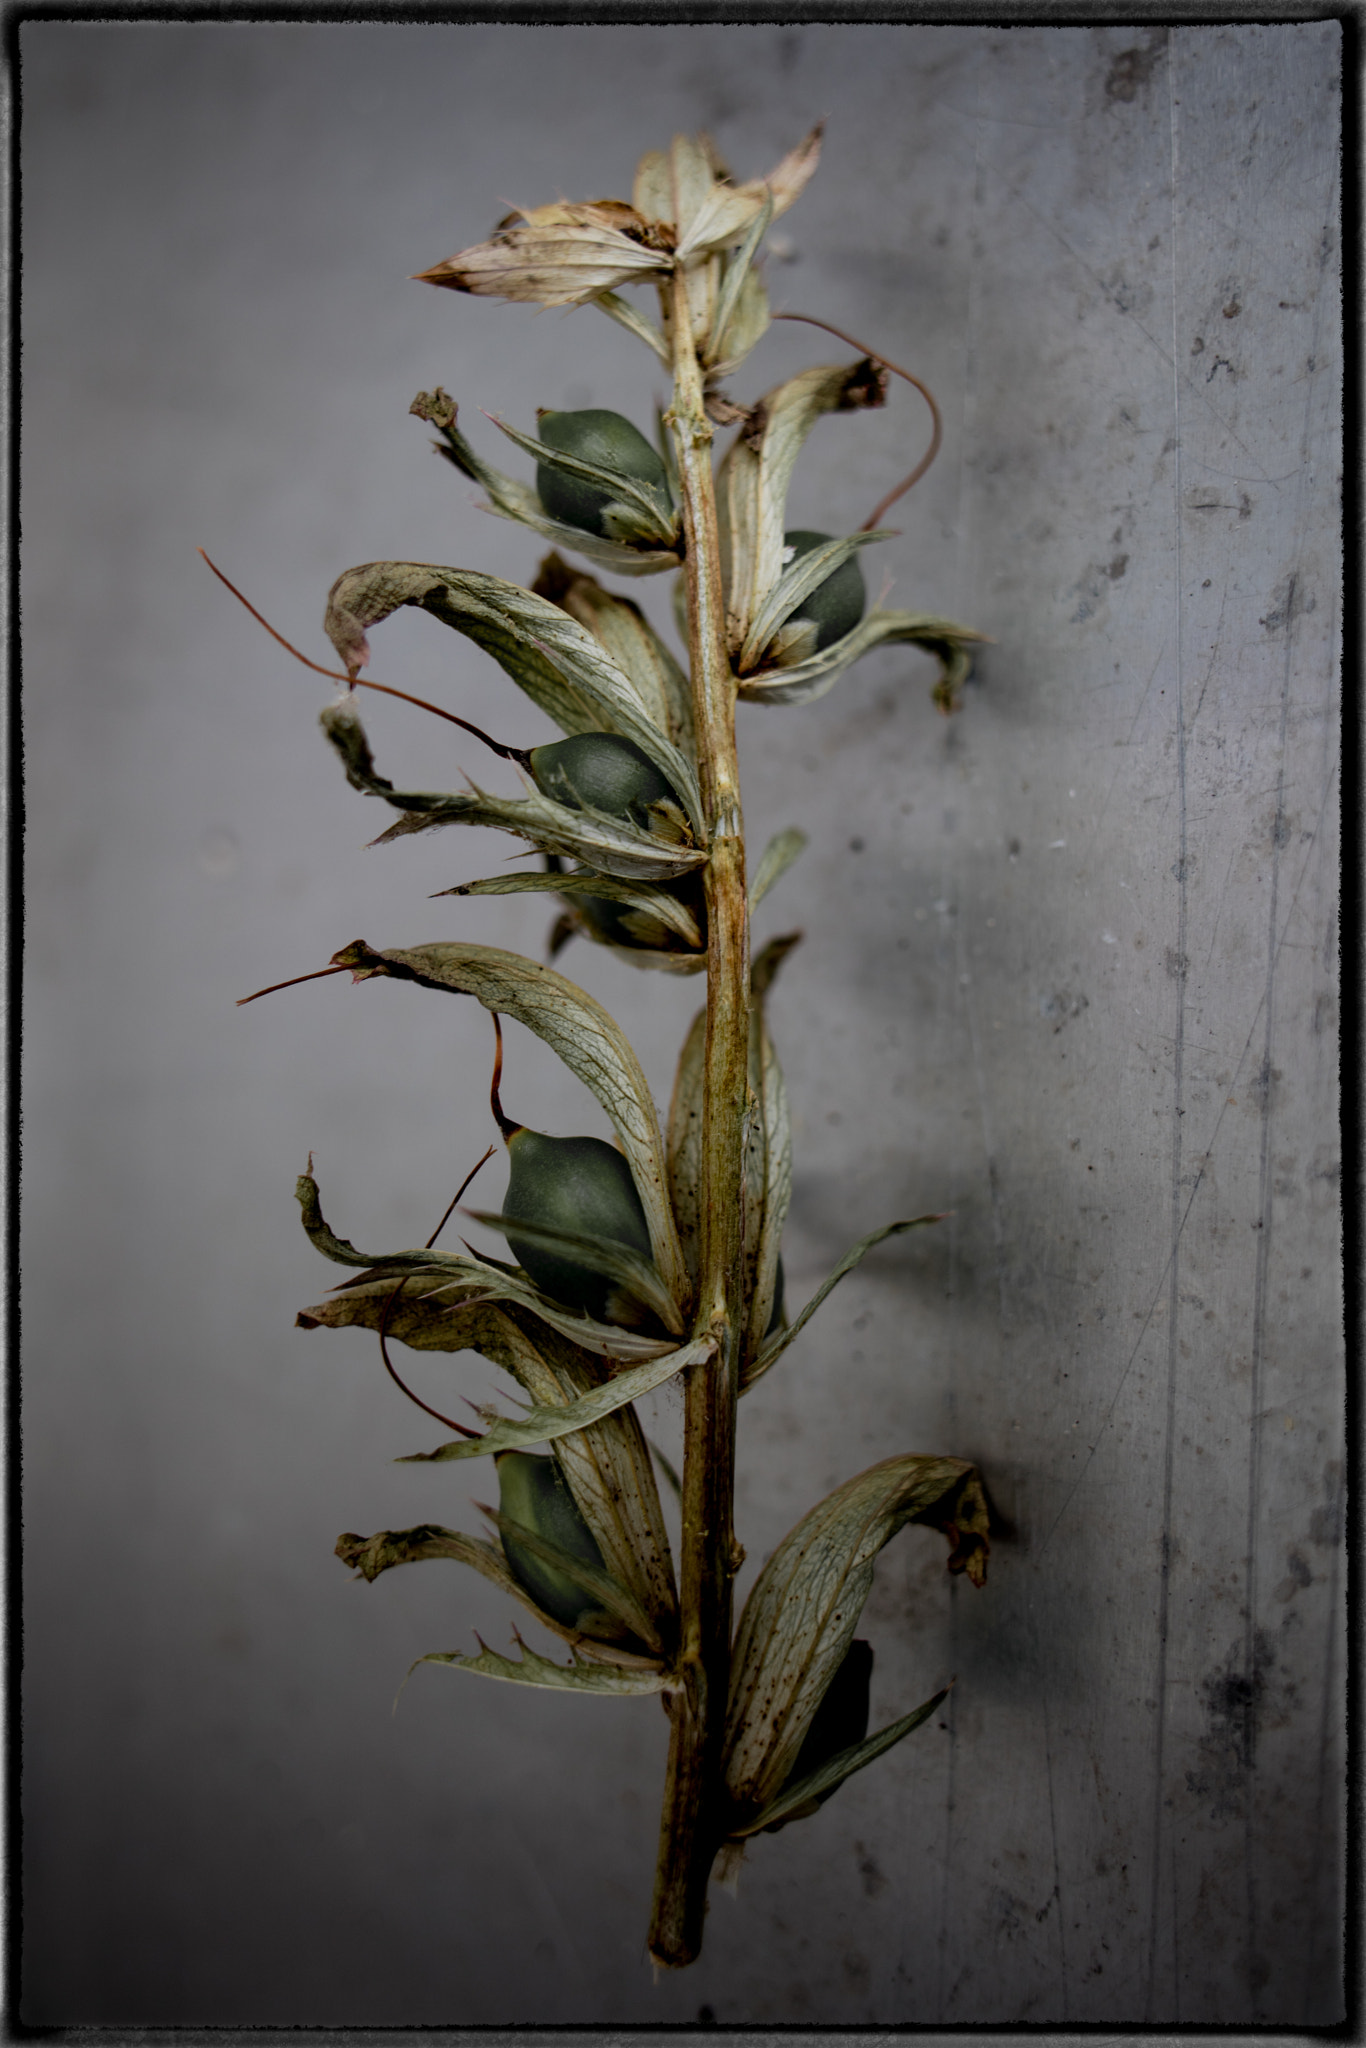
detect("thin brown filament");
top-left (198, 549), bottom-right (529, 759)
top-left (489, 1012), bottom-right (520, 1141)
top-left (377, 1312), bottom-right (479, 1438)
top-left (771, 312), bottom-right (943, 527)
top-left (374, 1144), bottom-right (499, 1437)
top-left (236, 964), bottom-right (348, 1007)
top-left (426, 1145), bottom-right (496, 1249)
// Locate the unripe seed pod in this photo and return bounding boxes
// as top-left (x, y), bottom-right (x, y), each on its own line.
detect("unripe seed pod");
top-left (765, 1255), bottom-right (787, 1338)
top-left (576, 884), bottom-right (671, 953)
top-left (489, 1013), bottom-right (659, 1327)
top-left (580, 892), bottom-right (652, 948)
top-left (789, 1637), bottom-right (872, 1783)
top-left (570, 865), bottom-right (706, 956)
top-left (783, 530), bottom-right (867, 651)
top-left (504, 1127), bottom-right (655, 1322)
top-left (495, 1450), bottom-right (608, 1631)
top-left (764, 1638), bottom-right (873, 1829)
top-left (536, 408), bottom-right (669, 537)
top-left (528, 731), bottom-right (681, 830)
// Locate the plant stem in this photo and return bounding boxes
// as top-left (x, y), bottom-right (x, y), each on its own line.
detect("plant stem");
top-left (647, 269), bottom-right (750, 1969)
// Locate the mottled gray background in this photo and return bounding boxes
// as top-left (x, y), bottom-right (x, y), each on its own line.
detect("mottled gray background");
top-left (20, 21), bottom-right (1343, 2029)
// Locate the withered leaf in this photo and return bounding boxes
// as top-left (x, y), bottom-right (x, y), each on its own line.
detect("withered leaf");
top-left (322, 698), bottom-right (703, 884)
top-left (322, 562), bottom-right (703, 835)
top-left (741, 947), bottom-right (793, 1365)
top-left (397, 1333), bottom-right (715, 1462)
top-left (738, 609), bottom-right (989, 709)
top-left (704, 191), bottom-right (772, 372)
top-left (437, 870), bottom-right (703, 953)
top-left (742, 1215), bottom-right (942, 1393)
top-left (416, 203), bottom-right (672, 308)
top-left (723, 1456), bottom-right (988, 1814)
top-left (304, 1287), bottom-right (677, 1636)
top-left (730, 1687), bottom-right (949, 1838)
top-left (591, 291), bottom-right (671, 366)
top-left (665, 1005), bottom-right (707, 1288)
top-left (480, 1505), bottom-right (662, 1653)
top-left (739, 530), bottom-right (893, 675)
top-left (490, 415), bottom-right (677, 547)
top-left (297, 1164), bottom-right (680, 1364)
top-left (336, 1524), bottom-right (662, 1672)
top-left (672, 127), bottom-right (822, 260)
top-left (716, 361), bottom-right (888, 660)
top-left (462, 1207), bottom-right (684, 1336)
top-left (532, 553), bottom-right (694, 757)
top-left (632, 132), bottom-right (716, 241)
top-left (749, 829), bottom-right (807, 912)
top-left (412, 389), bottom-right (682, 576)
top-left (325, 940), bottom-right (687, 1309)
top-left (417, 1631), bottom-right (669, 1694)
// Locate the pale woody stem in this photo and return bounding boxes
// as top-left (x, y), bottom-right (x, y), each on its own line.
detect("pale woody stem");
top-left (647, 265), bottom-right (750, 1969)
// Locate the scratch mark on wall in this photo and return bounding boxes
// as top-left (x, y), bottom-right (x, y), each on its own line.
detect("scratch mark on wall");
top-left (1041, 1684), bottom-right (1069, 2014)
top-left (1089, 647), bottom-right (1168, 846)
top-left (993, 172), bottom-right (1272, 479)
top-left (1192, 460), bottom-right (1303, 487)
top-left (1186, 580), bottom-right (1230, 732)
top-left (957, 911), bottom-right (1008, 1332)
top-left (1242, 157), bottom-right (1335, 2021)
top-left (1033, 753), bottom-right (1334, 1573)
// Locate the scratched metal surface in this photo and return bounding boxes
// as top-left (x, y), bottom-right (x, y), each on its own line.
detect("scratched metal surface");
top-left (20, 22), bottom-right (1342, 2028)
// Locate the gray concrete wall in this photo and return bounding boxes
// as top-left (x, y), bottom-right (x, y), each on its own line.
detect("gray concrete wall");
top-left (20, 22), bottom-right (1343, 2027)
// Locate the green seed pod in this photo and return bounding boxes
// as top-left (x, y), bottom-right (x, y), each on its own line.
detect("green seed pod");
top-left (504, 1126), bottom-right (655, 1322)
top-left (765, 1638), bottom-right (873, 1830)
top-left (765, 1255), bottom-right (786, 1338)
top-left (576, 885), bottom-right (671, 953)
top-left (528, 731), bottom-right (681, 831)
top-left (783, 530), bottom-right (867, 651)
top-left (568, 865), bottom-right (706, 957)
top-left (495, 1450), bottom-right (609, 1631)
top-left (536, 408), bottom-right (669, 537)
top-left (488, 1013), bottom-right (660, 1327)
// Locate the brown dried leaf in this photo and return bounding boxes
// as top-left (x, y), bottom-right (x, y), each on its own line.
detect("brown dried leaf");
top-left (321, 563), bottom-right (703, 834)
top-left (321, 697), bottom-right (704, 884)
top-left (665, 1005), bottom-right (707, 1288)
top-left (741, 948), bottom-right (793, 1363)
top-left (398, 1334), bottom-right (715, 1461)
top-left (716, 361), bottom-right (888, 658)
top-left (532, 553), bottom-right (694, 757)
top-left (325, 940), bottom-right (688, 1310)
top-left (439, 870), bottom-right (703, 953)
top-left (413, 388), bottom-right (682, 576)
top-left (303, 1287), bottom-right (677, 1636)
top-left (417, 1632), bottom-right (668, 1693)
top-left (737, 609), bottom-right (988, 710)
top-left (334, 1524), bottom-right (662, 1672)
top-left (739, 531), bottom-right (893, 675)
top-left (416, 203), bottom-right (671, 308)
top-left (741, 1215), bottom-right (942, 1394)
top-left (673, 126), bottom-right (822, 261)
top-left (723, 1456), bottom-right (989, 1814)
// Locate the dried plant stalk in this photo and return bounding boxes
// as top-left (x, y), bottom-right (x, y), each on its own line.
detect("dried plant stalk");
top-left (648, 260), bottom-right (750, 1963)
top-left (226, 123), bottom-right (991, 1975)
